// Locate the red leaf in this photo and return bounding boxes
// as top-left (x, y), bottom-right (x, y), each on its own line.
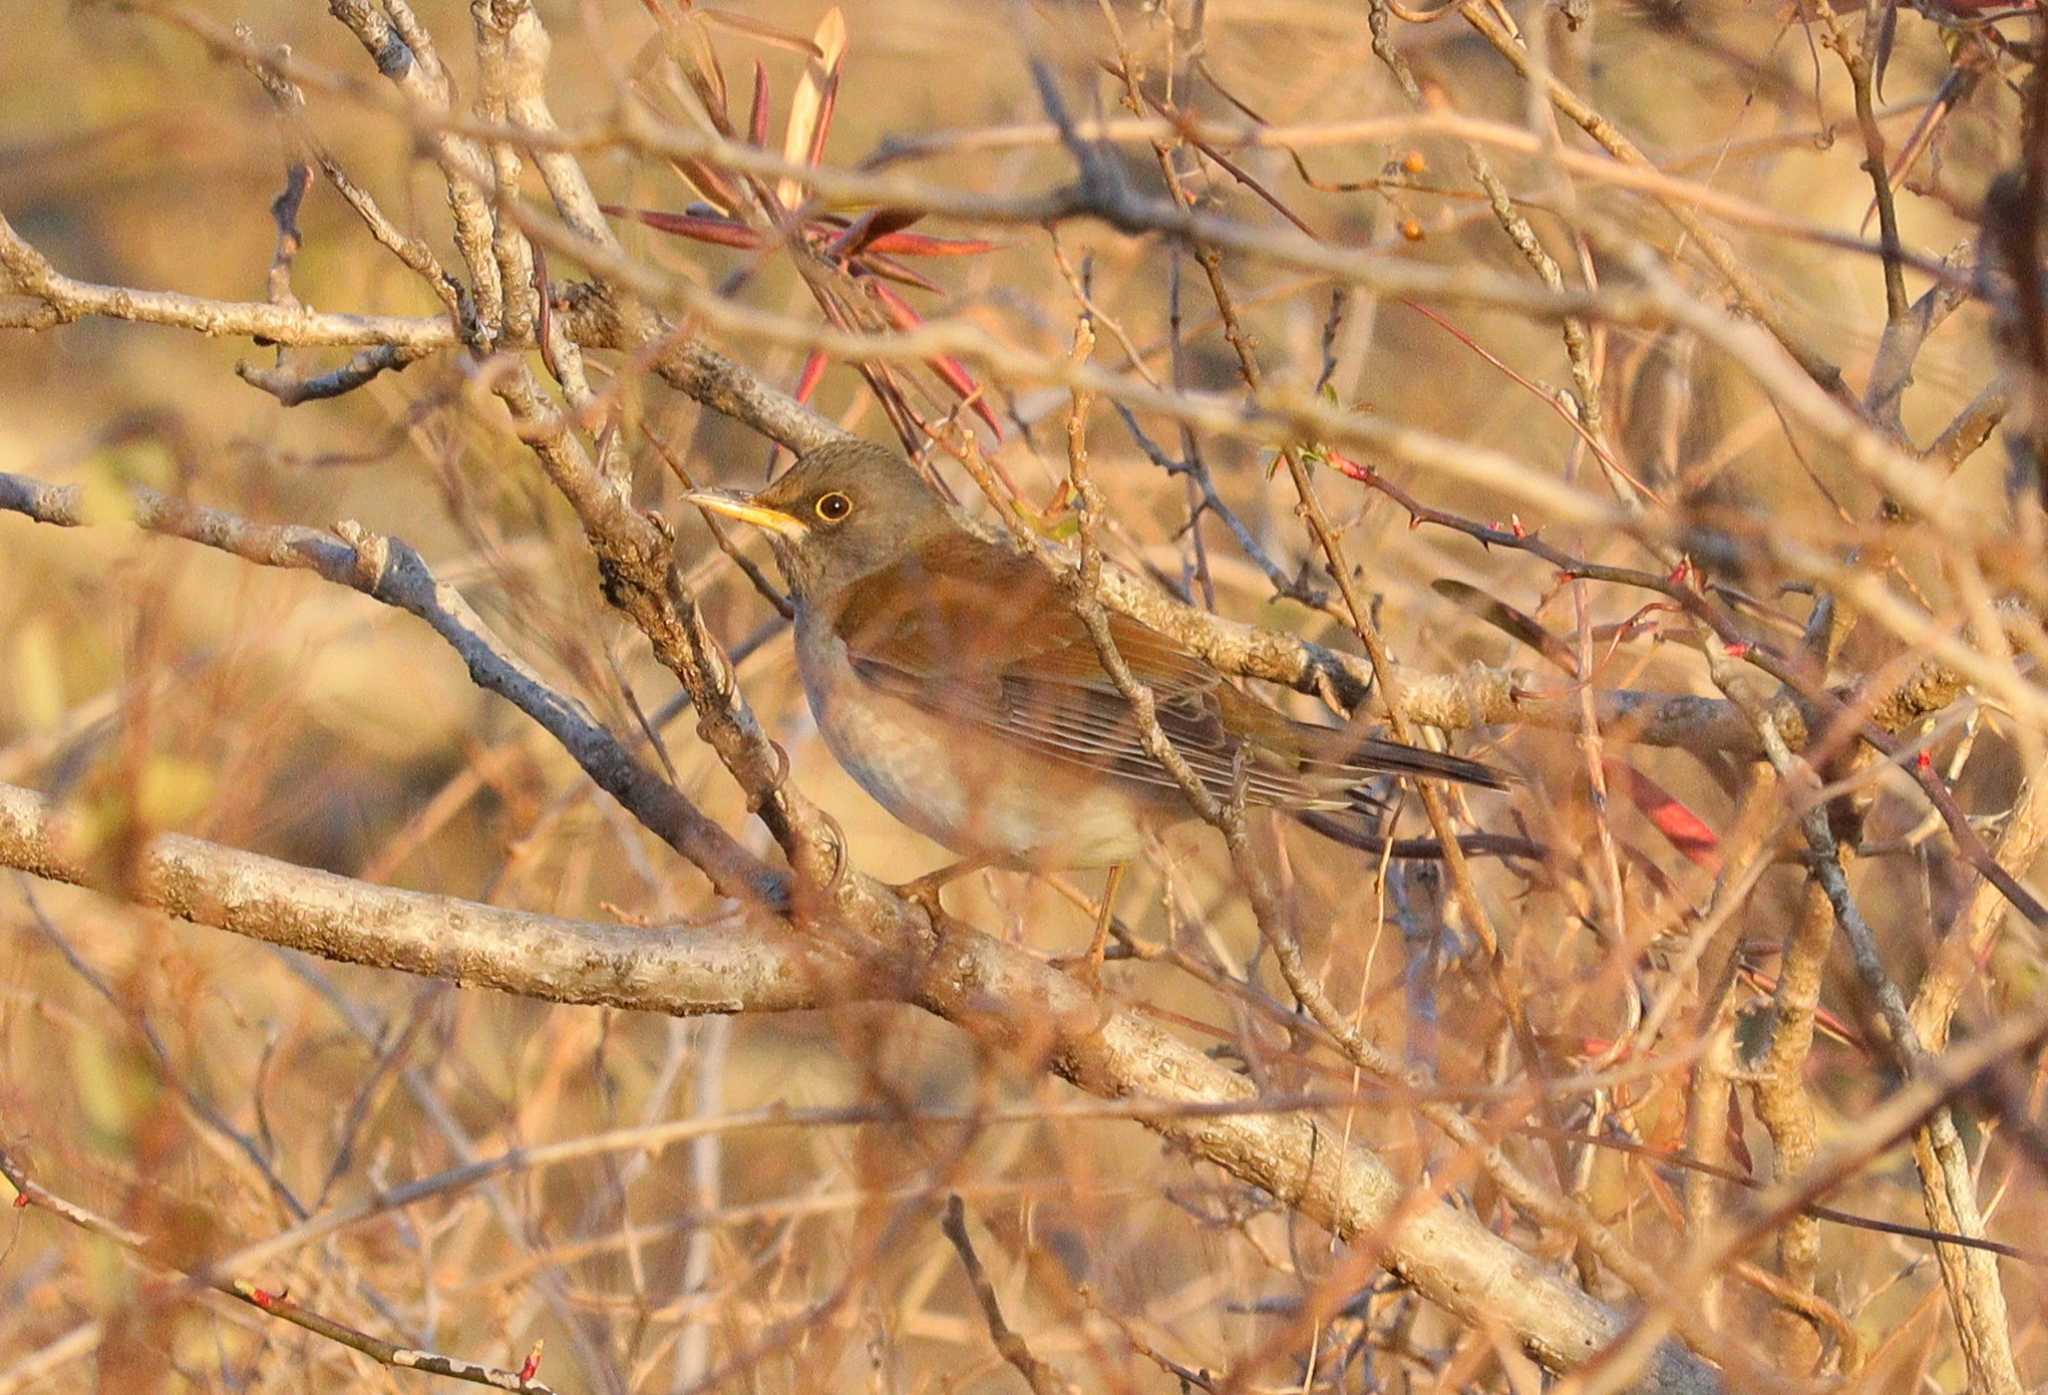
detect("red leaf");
top-left (864, 229), bottom-right (1000, 257)
top-left (930, 353), bottom-right (1001, 437)
top-left (1606, 760), bottom-right (1722, 872)
top-left (793, 350), bottom-right (828, 404)
top-left (849, 248), bottom-right (943, 293)
top-left (748, 60), bottom-right (770, 147)
top-left (601, 206), bottom-right (764, 248)
top-left (865, 281), bottom-right (1001, 437)
top-left (863, 276), bottom-right (919, 330)
top-left (828, 206), bottom-right (925, 261)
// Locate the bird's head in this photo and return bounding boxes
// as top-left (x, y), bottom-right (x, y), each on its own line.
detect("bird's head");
top-left (684, 440), bottom-right (954, 602)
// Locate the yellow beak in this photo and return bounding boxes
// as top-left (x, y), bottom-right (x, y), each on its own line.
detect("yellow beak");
top-left (683, 489), bottom-right (810, 542)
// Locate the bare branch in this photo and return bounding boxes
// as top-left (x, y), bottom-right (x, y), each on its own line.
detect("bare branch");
top-left (0, 774), bottom-right (1724, 1393)
top-left (0, 208), bottom-right (454, 348)
top-left (0, 1148), bottom-right (561, 1395)
top-left (0, 469), bottom-right (774, 901)
top-left (941, 1198), bottom-right (1070, 1395)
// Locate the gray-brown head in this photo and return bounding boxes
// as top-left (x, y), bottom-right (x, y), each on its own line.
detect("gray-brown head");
top-left (685, 440), bottom-right (956, 603)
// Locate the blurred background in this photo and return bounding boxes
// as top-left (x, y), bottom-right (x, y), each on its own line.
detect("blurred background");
top-left (1, 1), bottom-right (2040, 1391)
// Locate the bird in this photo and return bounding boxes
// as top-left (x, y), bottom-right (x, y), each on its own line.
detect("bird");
top-left (683, 438), bottom-right (1509, 888)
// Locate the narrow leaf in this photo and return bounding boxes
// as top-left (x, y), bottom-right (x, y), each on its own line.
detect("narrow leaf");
top-left (748, 59), bottom-right (770, 147)
top-left (865, 280), bottom-right (1001, 437)
top-left (696, 7), bottom-right (826, 57)
top-left (852, 249), bottom-right (943, 294)
top-left (667, 155), bottom-right (746, 215)
top-left (601, 205), bottom-right (764, 248)
top-left (1606, 760), bottom-right (1722, 872)
top-left (827, 206), bottom-right (922, 260)
top-left (805, 70), bottom-right (840, 170)
top-left (865, 229), bottom-right (1000, 257)
top-left (777, 6), bottom-right (846, 209)
top-left (1430, 579), bottom-right (1577, 676)
top-left (793, 350), bottom-right (829, 403)
top-left (662, 12), bottom-right (731, 132)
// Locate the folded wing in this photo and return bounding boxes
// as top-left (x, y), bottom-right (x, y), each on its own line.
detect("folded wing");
top-left (832, 533), bottom-right (1506, 818)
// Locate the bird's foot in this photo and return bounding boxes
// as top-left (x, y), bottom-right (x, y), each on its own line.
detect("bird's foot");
top-left (889, 858), bottom-right (988, 919)
top-left (1072, 862), bottom-right (1128, 995)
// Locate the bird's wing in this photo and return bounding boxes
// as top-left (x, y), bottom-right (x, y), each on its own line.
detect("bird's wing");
top-left (834, 532), bottom-right (1503, 812)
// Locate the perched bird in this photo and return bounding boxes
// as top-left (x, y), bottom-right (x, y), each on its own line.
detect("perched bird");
top-left (685, 440), bottom-right (1506, 875)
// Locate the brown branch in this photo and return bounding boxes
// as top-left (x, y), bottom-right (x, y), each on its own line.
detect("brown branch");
top-left (1451, 1), bottom-right (1853, 402)
top-left (0, 781), bottom-right (821, 1016)
top-left (1582, 1005), bottom-right (2048, 1389)
top-left (325, 0), bottom-right (504, 338)
top-left (0, 1149), bottom-right (559, 1395)
top-left (1701, 642), bottom-right (2026, 1395)
top-left (940, 1198), bottom-right (1069, 1395)
top-left (1867, 246), bottom-right (1977, 436)
top-left (236, 343), bottom-right (430, 404)
top-left (0, 208), bottom-right (456, 348)
top-left (1365, 0), bottom-right (1611, 468)
top-left (238, 32), bottom-right (468, 326)
top-left (1924, 378), bottom-right (2012, 471)
top-left (0, 773), bottom-right (1724, 1393)
top-left (0, 468), bottom-right (774, 903)
top-left (1812, 4), bottom-right (1909, 327)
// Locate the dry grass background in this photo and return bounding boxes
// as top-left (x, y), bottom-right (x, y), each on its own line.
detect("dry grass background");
top-left (1, 1), bottom-right (2044, 1392)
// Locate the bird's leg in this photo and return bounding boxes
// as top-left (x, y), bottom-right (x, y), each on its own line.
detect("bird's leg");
top-left (1080, 862), bottom-right (1127, 989)
top-left (890, 857), bottom-right (990, 917)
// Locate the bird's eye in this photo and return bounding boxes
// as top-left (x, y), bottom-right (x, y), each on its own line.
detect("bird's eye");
top-left (815, 491), bottom-right (853, 522)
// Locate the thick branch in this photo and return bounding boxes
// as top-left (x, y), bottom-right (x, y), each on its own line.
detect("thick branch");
top-left (0, 782), bottom-right (823, 1014)
top-left (0, 209), bottom-right (453, 347)
top-left (0, 779), bottom-right (1721, 1394)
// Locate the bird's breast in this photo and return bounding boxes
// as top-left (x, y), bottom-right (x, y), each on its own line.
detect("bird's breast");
top-left (793, 617), bottom-right (1148, 867)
